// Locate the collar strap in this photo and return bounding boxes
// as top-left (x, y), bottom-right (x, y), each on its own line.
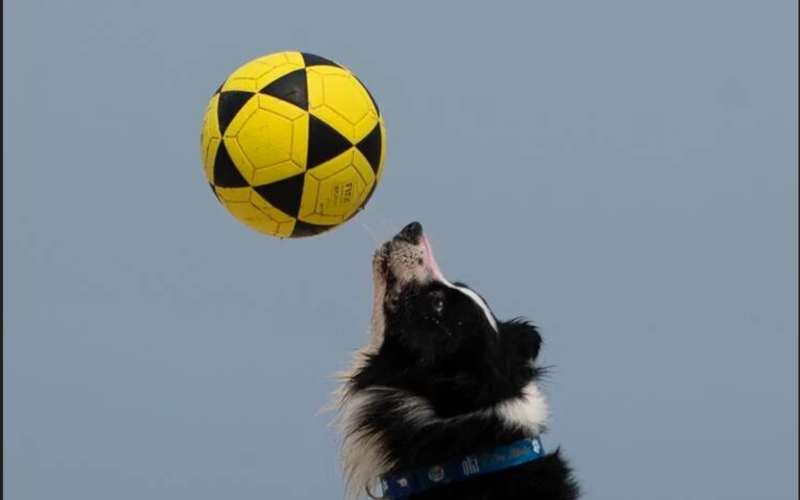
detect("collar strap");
top-left (377, 436), bottom-right (546, 500)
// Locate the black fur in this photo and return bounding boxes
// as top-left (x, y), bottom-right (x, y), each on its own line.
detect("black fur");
top-left (345, 273), bottom-right (580, 499)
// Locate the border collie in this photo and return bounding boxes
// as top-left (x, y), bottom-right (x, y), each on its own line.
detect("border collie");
top-left (334, 222), bottom-right (579, 499)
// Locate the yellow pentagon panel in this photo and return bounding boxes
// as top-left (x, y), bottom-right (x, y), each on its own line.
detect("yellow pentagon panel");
top-left (299, 150), bottom-right (366, 224)
top-left (200, 93), bottom-right (222, 182)
top-left (224, 95), bottom-right (308, 186)
top-left (307, 66), bottom-right (374, 142)
top-left (319, 166), bottom-right (369, 218)
top-left (237, 107), bottom-right (295, 167)
top-left (248, 95), bottom-right (309, 185)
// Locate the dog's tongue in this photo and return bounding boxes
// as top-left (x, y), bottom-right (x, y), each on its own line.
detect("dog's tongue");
top-left (422, 235), bottom-right (446, 281)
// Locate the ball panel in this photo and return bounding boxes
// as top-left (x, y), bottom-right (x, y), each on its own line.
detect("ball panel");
top-left (228, 203), bottom-right (284, 236)
top-left (203, 134), bottom-right (222, 184)
top-left (354, 121), bottom-right (384, 175)
top-left (300, 52), bottom-right (342, 69)
top-left (217, 91), bottom-right (256, 135)
top-left (201, 94), bottom-right (222, 183)
top-left (299, 151), bottom-right (368, 224)
top-left (256, 95), bottom-right (309, 173)
top-left (305, 64), bottom-right (350, 77)
top-left (219, 96), bottom-right (260, 183)
top-left (248, 188), bottom-right (297, 225)
top-left (235, 107), bottom-right (296, 174)
top-left (253, 51), bottom-right (303, 68)
top-left (298, 173), bottom-right (348, 225)
top-left (313, 68), bottom-right (371, 124)
top-left (257, 94), bottom-right (307, 121)
top-left (222, 137), bottom-right (256, 184)
top-left (221, 95), bottom-right (260, 139)
top-left (307, 114), bottom-right (353, 170)
top-left (339, 150), bottom-right (375, 221)
top-left (252, 173), bottom-right (305, 219)
top-left (306, 69), bottom-right (325, 112)
top-left (353, 111), bottom-right (380, 145)
top-left (213, 141), bottom-right (250, 188)
top-left (306, 149), bottom-right (356, 182)
top-left (374, 119), bottom-right (387, 181)
top-left (214, 186), bottom-right (251, 203)
top-left (307, 74), bottom-right (355, 142)
top-left (298, 174), bottom-right (322, 221)
top-left (290, 219), bottom-right (336, 238)
top-left (252, 161), bottom-right (305, 186)
top-left (317, 166), bottom-right (369, 218)
top-left (258, 69), bottom-right (308, 111)
top-left (222, 52), bottom-right (304, 94)
top-left (307, 66), bottom-right (377, 145)
top-left (254, 52), bottom-right (305, 90)
top-left (221, 78), bottom-right (259, 93)
top-left (353, 74), bottom-right (381, 116)
top-left (352, 147), bottom-right (378, 187)
top-left (218, 187), bottom-right (295, 238)
top-left (289, 112), bottom-right (310, 171)
top-left (227, 59), bottom-right (272, 81)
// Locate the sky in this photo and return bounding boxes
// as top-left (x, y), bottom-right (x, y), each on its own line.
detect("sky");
top-left (3, 1), bottom-right (798, 499)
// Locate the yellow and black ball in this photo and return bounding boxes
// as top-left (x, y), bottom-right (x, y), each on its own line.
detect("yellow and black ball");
top-left (200, 51), bottom-right (386, 238)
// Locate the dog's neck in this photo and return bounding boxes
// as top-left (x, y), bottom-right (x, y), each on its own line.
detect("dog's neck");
top-left (335, 377), bottom-right (549, 499)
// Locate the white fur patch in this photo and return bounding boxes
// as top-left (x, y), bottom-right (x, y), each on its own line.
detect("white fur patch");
top-left (438, 278), bottom-right (499, 332)
top-left (335, 390), bottom-right (395, 499)
top-left (454, 285), bottom-right (498, 332)
top-left (335, 382), bottom-right (548, 499)
top-left (495, 382), bottom-right (549, 434)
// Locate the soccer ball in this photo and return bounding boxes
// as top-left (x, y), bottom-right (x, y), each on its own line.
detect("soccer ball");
top-left (200, 51), bottom-right (386, 238)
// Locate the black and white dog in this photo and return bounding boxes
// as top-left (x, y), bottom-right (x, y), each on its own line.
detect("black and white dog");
top-left (335, 222), bottom-right (579, 499)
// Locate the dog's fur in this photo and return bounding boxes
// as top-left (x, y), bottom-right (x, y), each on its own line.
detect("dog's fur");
top-left (334, 223), bottom-right (579, 499)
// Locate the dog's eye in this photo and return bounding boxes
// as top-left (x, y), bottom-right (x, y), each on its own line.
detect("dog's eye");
top-left (429, 291), bottom-right (446, 315)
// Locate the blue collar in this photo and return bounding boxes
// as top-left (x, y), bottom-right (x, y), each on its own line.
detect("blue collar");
top-left (375, 436), bottom-right (546, 500)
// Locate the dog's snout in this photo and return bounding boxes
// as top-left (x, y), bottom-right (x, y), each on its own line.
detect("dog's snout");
top-left (395, 221), bottom-right (423, 244)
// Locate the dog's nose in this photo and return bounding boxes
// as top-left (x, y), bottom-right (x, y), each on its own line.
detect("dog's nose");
top-left (395, 221), bottom-right (423, 244)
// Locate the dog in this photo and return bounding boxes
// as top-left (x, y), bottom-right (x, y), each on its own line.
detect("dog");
top-left (334, 222), bottom-right (580, 499)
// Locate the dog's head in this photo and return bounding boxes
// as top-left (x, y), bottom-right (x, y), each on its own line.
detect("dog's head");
top-left (360, 222), bottom-right (543, 414)
top-left (337, 222), bottom-right (552, 498)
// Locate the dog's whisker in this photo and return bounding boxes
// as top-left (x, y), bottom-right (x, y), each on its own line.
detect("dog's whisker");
top-left (372, 210), bottom-right (394, 241)
top-left (357, 219), bottom-right (381, 247)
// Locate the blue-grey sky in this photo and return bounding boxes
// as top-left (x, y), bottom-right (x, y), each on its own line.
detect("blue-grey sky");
top-left (4, 1), bottom-right (798, 499)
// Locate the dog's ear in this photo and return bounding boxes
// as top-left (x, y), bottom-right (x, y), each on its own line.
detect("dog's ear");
top-left (498, 319), bottom-right (543, 372)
